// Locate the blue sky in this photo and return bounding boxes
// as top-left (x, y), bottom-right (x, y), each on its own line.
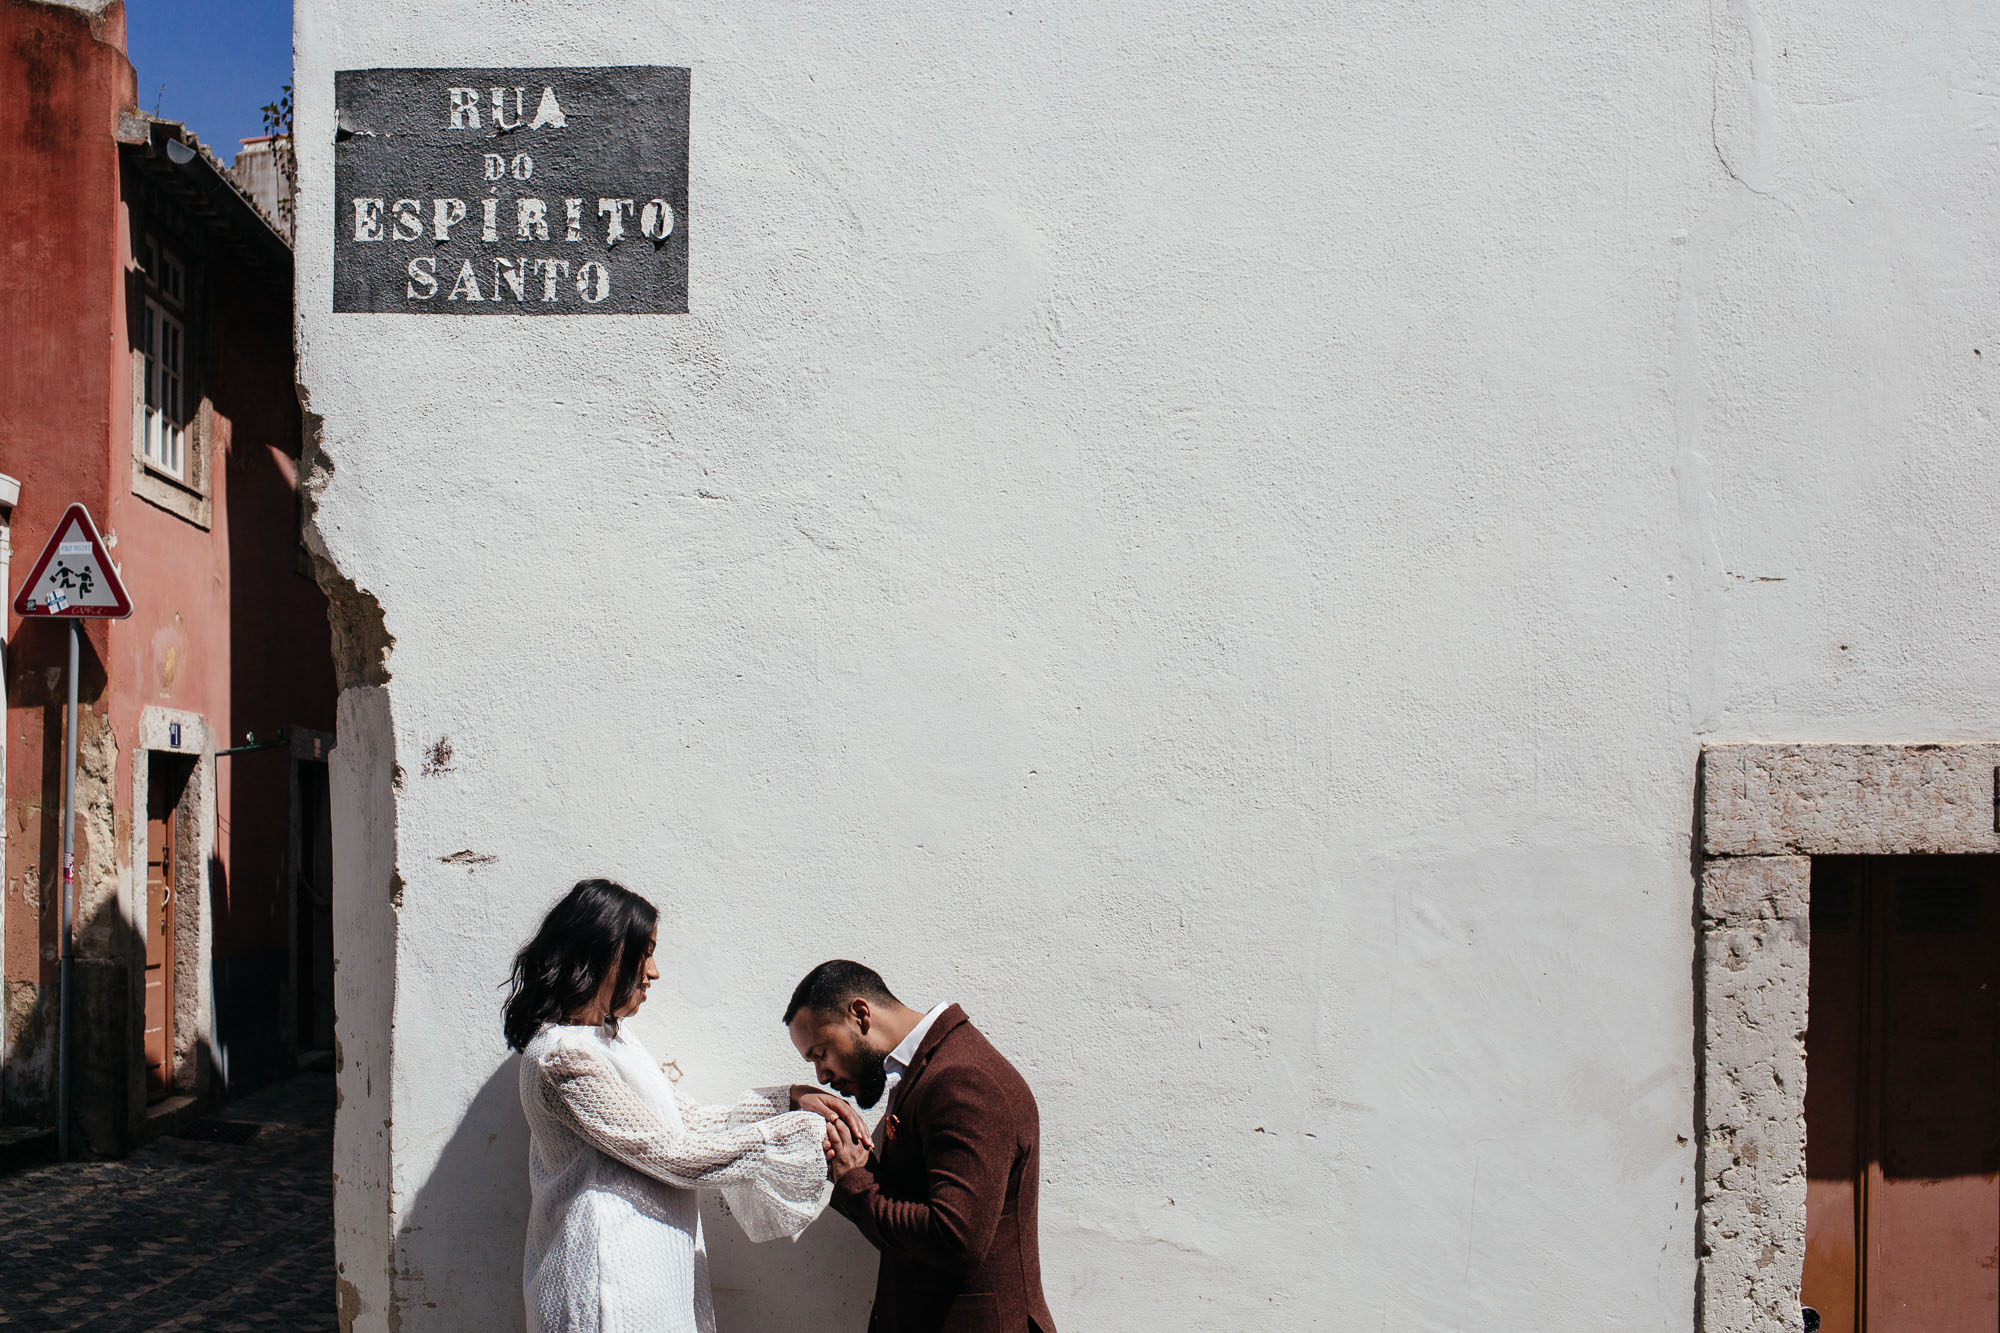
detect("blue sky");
top-left (126, 0), bottom-right (293, 158)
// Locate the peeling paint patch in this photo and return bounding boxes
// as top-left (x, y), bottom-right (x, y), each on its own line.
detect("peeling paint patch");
top-left (297, 406), bottom-right (395, 689)
top-left (420, 737), bottom-right (455, 776)
top-left (337, 1274), bottom-right (362, 1332)
top-left (438, 849), bottom-right (496, 866)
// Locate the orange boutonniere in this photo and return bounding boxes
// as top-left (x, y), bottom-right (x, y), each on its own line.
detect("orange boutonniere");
top-left (884, 1114), bottom-right (901, 1143)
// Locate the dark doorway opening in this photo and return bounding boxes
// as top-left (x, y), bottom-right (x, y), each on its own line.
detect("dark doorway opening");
top-left (1804, 855), bottom-right (2000, 1331)
top-left (294, 759), bottom-right (333, 1056)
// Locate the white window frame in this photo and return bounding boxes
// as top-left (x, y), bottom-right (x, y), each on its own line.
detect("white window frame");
top-left (142, 297), bottom-right (187, 482)
top-left (159, 249), bottom-right (185, 307)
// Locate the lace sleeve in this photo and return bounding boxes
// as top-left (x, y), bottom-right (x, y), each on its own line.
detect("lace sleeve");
top-left (672, 1083), bottom-right (794, 1136)
top-left (535, 1045), bottom-right (831, 1241)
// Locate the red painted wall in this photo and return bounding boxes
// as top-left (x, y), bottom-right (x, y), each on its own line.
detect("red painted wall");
top-left (0, 0), bottom-right (131, 998)
top-left (0, 0), bottom-right (334, 1118)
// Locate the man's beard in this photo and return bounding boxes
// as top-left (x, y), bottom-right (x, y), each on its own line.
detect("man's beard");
top-left (851, 1049), bottom-right (889, 1109)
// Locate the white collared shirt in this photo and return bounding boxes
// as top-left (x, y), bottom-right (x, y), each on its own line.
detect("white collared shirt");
top-left (880, 1001), bottom-right (952, 1108)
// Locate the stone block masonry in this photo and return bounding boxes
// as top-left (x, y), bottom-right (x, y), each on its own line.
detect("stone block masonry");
top-left (1695, 745), bottom-right (2000, 1333)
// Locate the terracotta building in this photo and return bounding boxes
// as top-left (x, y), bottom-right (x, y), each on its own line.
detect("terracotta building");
top-left (0, 0), bottom-right (335, 1154)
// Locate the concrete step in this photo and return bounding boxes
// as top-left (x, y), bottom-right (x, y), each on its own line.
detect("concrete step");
top-left (0, 1123), bottom-right (55, 1175)
top-left (136, 1093), bottom-right (202, 1146)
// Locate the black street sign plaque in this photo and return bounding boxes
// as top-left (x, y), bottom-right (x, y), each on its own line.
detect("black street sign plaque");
top-left (333, 67), bottom-right (689, 314)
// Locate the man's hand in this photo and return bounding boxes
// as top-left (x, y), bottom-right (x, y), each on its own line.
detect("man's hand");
top-left (824, 1118), bottom-right (871, 1182)
top-left (791, 1085), bottom-right (870, 1142)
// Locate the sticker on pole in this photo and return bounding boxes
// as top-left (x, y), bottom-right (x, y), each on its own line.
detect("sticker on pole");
top-left (13, 504), bottom-right (131, 618)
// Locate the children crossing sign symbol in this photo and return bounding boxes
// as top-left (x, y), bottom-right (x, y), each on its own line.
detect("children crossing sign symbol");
top-left (13, 504), bottom-right (132, 618)
top-left (15, 503), bottom-right (130, 1159)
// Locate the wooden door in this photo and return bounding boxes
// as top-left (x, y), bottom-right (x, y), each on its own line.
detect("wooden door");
top-left (1804, 856), bottom-right (2000, 1331)
top-left (143, 755), bottom-right (192, 1102)
top-left (1804, 858), bottom-right (1866, 1332)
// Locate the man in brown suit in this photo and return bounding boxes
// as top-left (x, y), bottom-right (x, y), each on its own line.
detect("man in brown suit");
top-left (786, 961), bottom-right (1057, 1333)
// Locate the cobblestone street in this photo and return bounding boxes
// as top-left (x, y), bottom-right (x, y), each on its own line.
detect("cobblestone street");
top-left (0, 1073), bottom-right (333, 1331)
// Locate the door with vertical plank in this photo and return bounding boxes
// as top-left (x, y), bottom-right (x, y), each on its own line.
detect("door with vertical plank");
top-left (1804, 855), bottom-right (2000, 1332)
top-left (143, 755), bottom-right (191, 1102)
top-left (1805, 858), bottom-right (1866, 1332)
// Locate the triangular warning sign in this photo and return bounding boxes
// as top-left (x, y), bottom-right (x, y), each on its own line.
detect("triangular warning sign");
top-left (13, 504), bottom-right (131, 618)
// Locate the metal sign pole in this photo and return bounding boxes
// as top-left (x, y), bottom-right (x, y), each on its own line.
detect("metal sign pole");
top-left (11, 505), bottom-right (130, 1162)
top-left (57, 618), bottom-right (77, 1162)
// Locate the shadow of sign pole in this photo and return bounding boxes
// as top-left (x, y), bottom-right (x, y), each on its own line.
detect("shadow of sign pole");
top-left (11, 503), bottom-right (133, 1160)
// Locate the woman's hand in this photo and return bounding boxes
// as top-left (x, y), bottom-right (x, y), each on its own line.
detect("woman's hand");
top-left (823, 1119), bottom-right (872, 1181)
top-left (790, 1085), bottom-right (870, 1143)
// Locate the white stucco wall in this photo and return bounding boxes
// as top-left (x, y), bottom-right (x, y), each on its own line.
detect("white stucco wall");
top-left (295, 2), bottom-right (2000, 1329)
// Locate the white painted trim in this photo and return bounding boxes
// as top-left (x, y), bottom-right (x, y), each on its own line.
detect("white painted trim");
top-left (329, 685), bottom-right (399, 1332)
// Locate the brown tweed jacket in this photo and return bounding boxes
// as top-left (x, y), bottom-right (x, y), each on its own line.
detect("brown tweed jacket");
top-left (830, 1006), bottom-right (1057, 1333)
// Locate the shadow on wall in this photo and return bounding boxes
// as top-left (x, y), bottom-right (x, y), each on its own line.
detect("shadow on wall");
top-left (394, 1056), bottom-right (879, 1331)
top-left (2, 620), bottom-right (163, 1152)
top-left (397, 1057), bottom-right (533, 1326)
top-left (213, 222), bottom-right (338, 1101)
top-left (207, 851), bottom-right (291, 1096)
top-left (706, 1186), bottom-right (879, 1331)
top-left (0, 833), bottom-right (221, 1154)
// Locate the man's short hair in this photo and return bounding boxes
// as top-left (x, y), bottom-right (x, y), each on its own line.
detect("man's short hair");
top-left (785, 960), bottom-right (898, 1024)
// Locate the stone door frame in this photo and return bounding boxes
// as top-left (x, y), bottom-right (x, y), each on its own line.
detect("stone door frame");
top-left (130, 707), bottom-right (215, 1112)
top-left (1696, 743), bottom-right (2000, 1333)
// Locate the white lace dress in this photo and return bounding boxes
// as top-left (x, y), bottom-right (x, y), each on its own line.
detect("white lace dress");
top-left (519, 1022), bottom-right (832, 1333)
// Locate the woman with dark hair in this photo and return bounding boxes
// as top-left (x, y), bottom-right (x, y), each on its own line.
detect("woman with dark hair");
top-left (505, 879), bottom-right (860, 1333)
